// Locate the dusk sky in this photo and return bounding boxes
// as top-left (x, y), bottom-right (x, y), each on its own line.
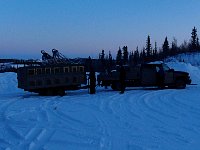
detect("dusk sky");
top-left (1, 0), bottom-right (200, 59)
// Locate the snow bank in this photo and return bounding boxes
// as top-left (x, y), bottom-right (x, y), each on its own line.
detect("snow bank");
top-left (167, 59), bottom-right (200, 84)
top-left (0, 72), bottom-right (22, 95)
top-left (168, 52), bottom-right (200, 66)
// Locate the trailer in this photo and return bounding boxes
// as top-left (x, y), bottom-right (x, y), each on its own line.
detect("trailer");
top-left (17, 49), bottom-right (88, 96)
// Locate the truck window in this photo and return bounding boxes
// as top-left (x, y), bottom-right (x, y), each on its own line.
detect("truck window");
top-left (163, 64), bottom-right (170, 71)
top-left (156, 66), bottom-right (160, 72)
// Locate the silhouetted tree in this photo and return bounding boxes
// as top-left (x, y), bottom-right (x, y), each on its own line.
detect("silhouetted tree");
top-left (129, 51), bottom-right (134, 65)
top-left (108, 51), bottom-right (112, 64)
top-left (162, 37), bottom-right (169, 58)
top-left (189, 26), bottom-right (198, 51)
top-left (99, 49), bottom-right (106, 71)
top-left (133, 46), bottom-right (140, 65)
top-left (171, 37), bottom-right (178, 55)
top-left (122, 46), bottom-right (128, 64)
top-left (152, 42), bottom-right (158, 60)
top-left (140, 47), bottom-right (146, 63)
top-left (197, 37), bottom-right (200, 50)
top-left (146, 35), bottom-right (152, 57)
top-left (180, 40), bottom-right (188, 53)
top-left (108, 51), bottom-right (113, 70)
top-left (116, 47), bottom-right (122, 65)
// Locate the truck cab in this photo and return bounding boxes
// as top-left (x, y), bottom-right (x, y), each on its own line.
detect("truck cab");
top-left (97, 63), bottom-right (191, 90)
top-left (141, 63), bottom-right (191, 88)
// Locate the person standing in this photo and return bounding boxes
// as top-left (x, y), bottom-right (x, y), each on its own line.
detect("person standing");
top-left (89, 66), bottom-right (96, 94)
top-left (119, 65), bottom-right (126, 94)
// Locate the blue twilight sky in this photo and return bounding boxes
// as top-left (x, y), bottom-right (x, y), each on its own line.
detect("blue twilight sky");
top-left (0, 0), bottom-right (200, 59)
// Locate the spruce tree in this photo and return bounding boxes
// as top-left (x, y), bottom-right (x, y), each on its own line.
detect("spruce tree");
top-left (190, 26), bottom-right (198, 51)
top-left (153, 42), bottom-right (158, 60)
top-left (108, 51), bottom-right (113, 69)
top-left (146, 35), bottom-right (152, 57)
top-left (180, 40), bottom-right (188, 53)
top-left (141, 47), bottom-right (146, 63)
top-left (129, 51), bottom-right (134, 65)
top-left (171, 37), bottom-right (178, 55)
top-left (197, 37), bottom-right (200, 50)
top-left (109, 51), bottom-right (112, 63)
top-left (122, 46), bottom-right (128, 64)
top-left (133, 46), bottom-right (140, 65)
top-left (116, 47), bottom-right (122, 65)
top-left (162, 37), bottom-right (169, 58)
top-left (98, 49), bottom-right (106, 71)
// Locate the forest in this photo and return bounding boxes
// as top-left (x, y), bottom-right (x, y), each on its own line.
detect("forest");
top-left (97, 26), bottom-right (200, 71)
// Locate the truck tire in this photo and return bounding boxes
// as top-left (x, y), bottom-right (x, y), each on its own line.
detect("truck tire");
top-left (175, 79), bottom-right (186, 89)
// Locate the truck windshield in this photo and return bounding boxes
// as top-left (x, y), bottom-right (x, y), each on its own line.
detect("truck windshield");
top-left (162, 64), bottom-right (170, 71)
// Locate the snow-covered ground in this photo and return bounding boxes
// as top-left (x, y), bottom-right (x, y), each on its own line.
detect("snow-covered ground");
top-left (1, 58), bottom-right (200, 150)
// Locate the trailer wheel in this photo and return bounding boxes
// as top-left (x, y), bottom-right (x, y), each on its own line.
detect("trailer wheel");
top-left (57, 89), bottom-right (65, 96)
top-left (39, 89), bottom-right (53, 96)
top-left (175, 79), bottom-right (186, 89)
top-left (111, 82), bottom-right (121, 91)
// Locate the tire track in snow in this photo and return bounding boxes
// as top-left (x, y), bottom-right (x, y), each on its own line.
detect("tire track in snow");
top-left (0, 99), bottom-right (24, 149)
top-left (16, 97), bottom-right (56, 150)
top-left (135, 90), bottom-right (178, 122)
top-left (45, 90), bottom-right (125, 149)
top-left (85, 91), bottom-right (145, 149)
top-left (122, 89), bottom-right (192, 147)
top-left (41, 97), bottom-right (106, 149)
top-left (142, 89), bottom-right (194, 145)
top-left (171, 92), bottom-right (200, 135)
top-left (43, 92), bottom-right (123, 149)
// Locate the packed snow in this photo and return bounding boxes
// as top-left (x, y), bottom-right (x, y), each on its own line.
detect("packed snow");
top-left (1, 58), bottom-right (200, 150)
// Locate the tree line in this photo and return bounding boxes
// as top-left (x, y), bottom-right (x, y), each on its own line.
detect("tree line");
top-left (98, 26), bottom-right (200, 70)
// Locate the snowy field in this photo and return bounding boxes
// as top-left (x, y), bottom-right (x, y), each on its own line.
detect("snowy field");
top-left (1, 61), bottom-right (200, 150)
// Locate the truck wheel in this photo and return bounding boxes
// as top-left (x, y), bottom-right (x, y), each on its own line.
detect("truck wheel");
top-left (175, 79), bottom-right (186, 89)
top-left (111, 83), bottom-right (117, 90)
top-left (39, 90), bottom-right (46, 96)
